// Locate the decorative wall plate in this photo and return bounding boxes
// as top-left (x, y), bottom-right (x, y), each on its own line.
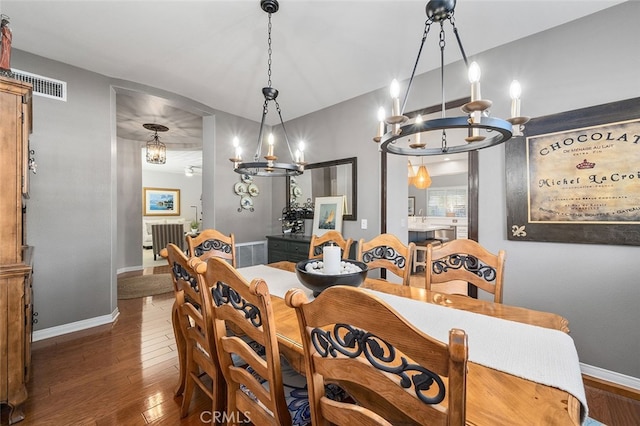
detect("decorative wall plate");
top-left (293, 185), bottom-right (302, 197)
top-left (240, 195), bottom-right (254, 209)
top-left (248, 183), bottom-right (260, 196)
top-left (234, 182), bottom-right (248, 195)
top-left (241, 174), bottom-right (253, 183)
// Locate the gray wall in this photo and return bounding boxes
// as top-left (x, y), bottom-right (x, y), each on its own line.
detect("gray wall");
top-left (274, 2), bottom-right (640, 380)
top-left (15, 51), bottom-right (117, 329)
top-left (12, 2), bottom-right (639, 381)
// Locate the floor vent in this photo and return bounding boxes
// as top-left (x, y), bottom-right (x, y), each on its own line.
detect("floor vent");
top-left (11, 69), bottom-right (67, 101)
top-left (236, 240), bottom-right (267, 268)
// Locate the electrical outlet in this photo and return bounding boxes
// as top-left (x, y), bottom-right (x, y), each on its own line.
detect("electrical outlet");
top-left (361, 219), bottom-right (367, 229)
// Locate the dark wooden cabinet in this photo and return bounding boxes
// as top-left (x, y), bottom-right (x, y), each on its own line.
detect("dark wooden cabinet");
top-left (266, 235), bottom-right (311, 264)
top-left (0, 75), bottom-right (33, 424)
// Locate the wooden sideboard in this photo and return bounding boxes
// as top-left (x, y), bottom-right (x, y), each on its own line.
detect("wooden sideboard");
top-left (266, 234), bottom-right (311, 264)
top-left (266, 234), bottom-right (357, 263)
top-left (0, 75), bottom-right (33, 424)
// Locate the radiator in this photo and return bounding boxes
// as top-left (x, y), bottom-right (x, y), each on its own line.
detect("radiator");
top-left (236, 240), bottom-right (267, 268)
top-left (151, 224), bottom-right (185, 260)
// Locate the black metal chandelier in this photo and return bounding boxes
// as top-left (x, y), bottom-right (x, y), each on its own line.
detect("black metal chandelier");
top-left (374, 0), bottom-right (529, 156)
top-left (230, 0), bottom-right (306, 177)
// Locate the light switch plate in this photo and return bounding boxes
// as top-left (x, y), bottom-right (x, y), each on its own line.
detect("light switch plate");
top-left (361, 219), bottom-right (367, 229)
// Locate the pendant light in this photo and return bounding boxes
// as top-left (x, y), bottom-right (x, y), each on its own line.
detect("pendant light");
top-left (144, 123), bottom-right (168, 165)
top-left (413, 159), bottom-right (432, 189)
top-left (374, 0), bottom-right (530, 156)
top-left (230, 0), bottom-right (305, 177)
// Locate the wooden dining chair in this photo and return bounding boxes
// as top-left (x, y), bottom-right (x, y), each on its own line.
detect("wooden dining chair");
top-left (308, 230), bottom-right (353, 260)
top-left (286, 286), bottom-right (468, 426)
top-left (357, 233), bottom-right (415, 286)
top-left (163, 243), bottom-right (225, 419)
top-left (186, 228), bottom-right (236, 267)
top-left (426, 239), bottom-right (506, 303)
top-left (199, 256), bottom-right (311, 425)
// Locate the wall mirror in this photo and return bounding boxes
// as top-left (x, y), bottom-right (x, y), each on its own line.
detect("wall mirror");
top-left (286, 157), bottom-right (357, 221)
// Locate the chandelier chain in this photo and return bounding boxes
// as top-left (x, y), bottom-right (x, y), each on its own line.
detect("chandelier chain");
top-left (441, 129), bottom-right (448, 152)
top-left (267, 13), bottom-right (273, 88)
top-left (439, 22), bottom-right (446, 120)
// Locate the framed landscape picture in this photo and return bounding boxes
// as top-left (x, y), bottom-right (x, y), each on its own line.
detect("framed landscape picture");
top-left (312, 196), bottom-right (344, 236)
top-left (143, 187), bottom-right (180, 216)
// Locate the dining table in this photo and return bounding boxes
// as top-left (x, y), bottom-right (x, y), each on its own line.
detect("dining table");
top-left (237, 261), bottom-right (586, 426)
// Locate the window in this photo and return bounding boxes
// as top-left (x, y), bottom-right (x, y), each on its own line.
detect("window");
top-left (426, 186), bottom-right (467, 217)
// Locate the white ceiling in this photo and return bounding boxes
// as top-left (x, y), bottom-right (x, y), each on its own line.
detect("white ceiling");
top-left (2, 0), bottom-right (625, 173)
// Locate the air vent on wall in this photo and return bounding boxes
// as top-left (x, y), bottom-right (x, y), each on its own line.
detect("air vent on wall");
top-left (11, 69), bottom-right (67, 101)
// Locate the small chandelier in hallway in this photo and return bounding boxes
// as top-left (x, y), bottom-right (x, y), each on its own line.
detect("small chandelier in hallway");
top-left (144, 123), bottom-right (168, 165)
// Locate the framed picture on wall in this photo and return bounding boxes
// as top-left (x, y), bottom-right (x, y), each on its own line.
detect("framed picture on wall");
top-left (408, 196), bottom-right (415, 216)
top-left (505, 96), bottom-right (640, 245)
top-left (312, 196), bottom-right (344, 236)
top-left (143, 187), bottom-right (180, 216)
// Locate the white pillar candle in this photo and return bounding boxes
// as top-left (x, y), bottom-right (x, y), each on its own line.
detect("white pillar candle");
top-left (323, 245), bottom-right (341, 275)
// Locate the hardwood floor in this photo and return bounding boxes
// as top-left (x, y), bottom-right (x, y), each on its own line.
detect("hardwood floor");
top-left (2, 265), bottom-right (638, 425)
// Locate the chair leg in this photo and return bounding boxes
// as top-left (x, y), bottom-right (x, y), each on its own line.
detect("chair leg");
top-left (212, 368), bottom-right (227, 426)
top-left (180, 362), bottom-right (197, 418)
top-left (172, 303), bottom-right (187, 397)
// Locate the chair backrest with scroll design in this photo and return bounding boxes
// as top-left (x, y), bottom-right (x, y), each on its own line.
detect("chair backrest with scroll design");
top-left (308, 230), bottom-right (354, 260)
top-left (286, 286), bottom-right (468, 426)
top-left (200, 257), bottom-right (299, 426)
top-left (357, 233), bottom-right (415, 286)
top-left (186, 228), bottom-right (236, 267)
top-left (426, 239), bottom-right (506, 304)
top-left (164, 243), bottom-right (225, 419)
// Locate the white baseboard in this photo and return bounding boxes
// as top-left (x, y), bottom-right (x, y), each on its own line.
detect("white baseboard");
top-left (116, 265), bottom-right (143, 275)
top-left (581, 362), bottom-right (640, 391)
top-left (32, 308), bottom-right (120, 342)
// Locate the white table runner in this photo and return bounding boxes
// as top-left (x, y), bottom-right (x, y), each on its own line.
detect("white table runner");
top-left (238, 265), bottom-right (587, 422)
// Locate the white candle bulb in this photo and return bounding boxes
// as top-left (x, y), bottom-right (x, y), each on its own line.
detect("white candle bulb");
top-left (267, 133), bottom-right (274, 156)
top-left (376, 107), bottom-right (386, 138)
top-left (414, 114), bottom-right (423, 145)
top-left (510, 80), bottom-right (522, 118)
top-left (468, 62), bottom-right (481, 102)
top-left (298, 141), bottom-right (305, 163)
top-left (390, 79), bottom-right (400, 116)
top-left (232, 136), bottom-right (241, 160)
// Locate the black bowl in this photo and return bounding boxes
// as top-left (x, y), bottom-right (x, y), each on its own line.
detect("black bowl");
top-left (295, 259), bottom-right (368, 297)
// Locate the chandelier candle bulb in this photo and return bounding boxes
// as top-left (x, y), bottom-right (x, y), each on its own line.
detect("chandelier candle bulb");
top-left (298, 141), bottom-right (305, 163)
top-left (322, 245), bottom-right (341, 275)
top-left (390, 79), bottom-right (401, 116)
top-left (414, 115), bottom-right (423, 146)
top-left (510, 80), bottom-right (522, 118)
top-left (267, 133), bottom-right (275, 157)
top-left (468, 62), bottom-right (481, 102)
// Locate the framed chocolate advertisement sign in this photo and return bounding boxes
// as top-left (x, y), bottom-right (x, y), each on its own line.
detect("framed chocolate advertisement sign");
top-left (506, 97), bottom-right (640, 245)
